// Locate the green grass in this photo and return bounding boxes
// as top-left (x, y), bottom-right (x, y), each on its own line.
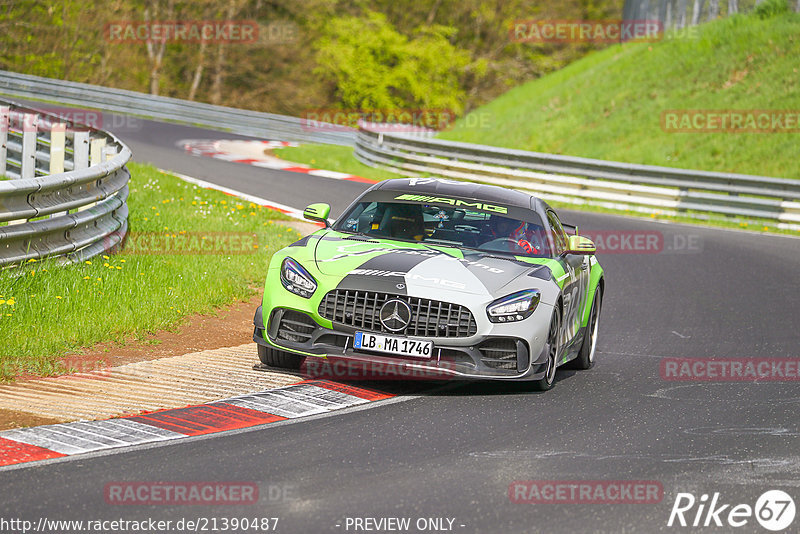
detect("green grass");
top-left (440, 10), bottom-right (800, 179)
top-left (273, 144), bottom-right (405, 182)
top-left (0, 162), bottom-right (300, 381)
top-left (273, 12), bottom-right (800, 181)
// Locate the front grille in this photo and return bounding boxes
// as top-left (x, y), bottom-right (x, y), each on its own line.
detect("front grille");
top-left (318, 290), bottom-right (477, 338)
top-left (276, 310), bottom-right (316, 343)
top-left (479, 338), bottom-right (518, 370)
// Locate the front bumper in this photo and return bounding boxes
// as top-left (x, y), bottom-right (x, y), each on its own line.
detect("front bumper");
top-left (253, 305), bottom-right (552, 381)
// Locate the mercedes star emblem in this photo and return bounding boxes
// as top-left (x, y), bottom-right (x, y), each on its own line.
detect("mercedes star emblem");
top-left (379, 299), bottom-right (412, 332)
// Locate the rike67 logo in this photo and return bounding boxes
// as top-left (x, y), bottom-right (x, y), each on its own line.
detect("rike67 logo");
top-left (668, 490), bottom-right (795, 531)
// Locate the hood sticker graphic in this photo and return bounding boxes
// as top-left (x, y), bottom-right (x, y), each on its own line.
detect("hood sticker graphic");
top-left (336, 249), bottom-right (437, 294)
top-left (404, 255), bottom-right (488, 296)
top-left (316, 234), bottom-right (555, 297)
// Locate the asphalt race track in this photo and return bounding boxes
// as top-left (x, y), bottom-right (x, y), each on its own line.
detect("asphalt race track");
top-left (1, 115), bottom-right (799, 533)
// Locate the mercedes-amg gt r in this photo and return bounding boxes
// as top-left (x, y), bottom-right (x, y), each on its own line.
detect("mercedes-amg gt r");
top-left (253, 178), bottom-right (603, 390)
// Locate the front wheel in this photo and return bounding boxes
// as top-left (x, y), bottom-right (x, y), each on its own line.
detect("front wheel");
top-left (258, 344), bottom-right (304, 370)
top-left (568, 288), bottom-right (601, 370)
top-left (533, 307), bottom-right (560, 391)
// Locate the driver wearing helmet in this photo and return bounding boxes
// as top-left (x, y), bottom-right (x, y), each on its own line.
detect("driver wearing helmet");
top-left (486, 215), bottom-right (540, 254)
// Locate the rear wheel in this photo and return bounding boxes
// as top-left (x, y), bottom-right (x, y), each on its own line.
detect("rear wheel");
top-left (533, 308), bottom-right (560, 391)
top-left (568, 288), bottom-right (601, 370)
top-left (258, 344), bottom-right (304, 370)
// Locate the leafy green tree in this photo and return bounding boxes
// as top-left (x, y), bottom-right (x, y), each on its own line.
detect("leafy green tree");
top-left (313, 11), bottom-right (475, 114)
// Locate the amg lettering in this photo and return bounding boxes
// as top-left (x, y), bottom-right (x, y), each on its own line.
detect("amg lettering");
top-left (409, 274), bottom-right (466, 290)
top-left (349, 269), bottom-right (406, 277)
top-left (460, 259), bottom-right (504, 273)
top-left (393, 194), bottom-right (509, 214)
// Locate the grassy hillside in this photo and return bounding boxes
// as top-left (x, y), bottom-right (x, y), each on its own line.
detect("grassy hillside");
top-left (439, 10), bottom-right (800, 179)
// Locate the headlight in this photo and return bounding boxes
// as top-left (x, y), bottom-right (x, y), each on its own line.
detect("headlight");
top-left (486, 289), bottom-right (540, 323)
top-left (280, 257), bottom-right (317, 298)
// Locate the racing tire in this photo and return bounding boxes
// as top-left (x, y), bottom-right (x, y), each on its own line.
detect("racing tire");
top-left (533, 307), bottom-right (561, 391)
top-left (567, 288), bottom-right (601, 371)
top-left (258, 344), bottom-right (304, 370)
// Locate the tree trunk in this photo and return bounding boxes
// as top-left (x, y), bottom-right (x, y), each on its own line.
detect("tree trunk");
top-left (144, 0), bottom-right (173, 96)
top-left (728, 0), bottom-right (738, 14)
top-left (677, 0), bottom-right (688, 28)
top-left (691, 0), bottom-right (705, 25)
top-left (665, 0), bottom-right (674, 29)
top-left (210, 43), bottom-right (224, 105)
top-left (188, 39), bottom-right (206, 102)
top-left (658, 0), bottom-right (669, 29)
top-left (210, 0), bottom-right (237, 105)
top-left (708, 0), bottom-right (719, 19)
top-left (425, 0), bottom-right (442, 24)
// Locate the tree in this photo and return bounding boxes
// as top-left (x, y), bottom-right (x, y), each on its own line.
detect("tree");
top-left (708, 0), bottom-right (720, 19)
top-left (676, 0), bottom-right (688, 28)
top-left (144, 0), bottom-right (174, 95)
top-left (691, 0), bottom-right (706, 24)
top-left (314, 11), bottom-right (473, 114)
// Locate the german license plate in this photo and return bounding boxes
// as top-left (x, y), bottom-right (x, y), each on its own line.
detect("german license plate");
top-left (353, 332), bottom-right (433, 359)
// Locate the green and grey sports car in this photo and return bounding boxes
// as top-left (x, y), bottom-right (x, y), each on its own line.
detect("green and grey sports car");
top-left (253, 178), bottom-right (603, 390)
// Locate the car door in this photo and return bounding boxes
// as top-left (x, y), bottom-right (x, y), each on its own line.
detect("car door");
top-left (547, 210), bottom-right (589, 349)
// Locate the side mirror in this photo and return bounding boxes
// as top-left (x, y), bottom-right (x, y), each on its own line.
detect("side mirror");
top-left (565, 235), bottom-right (596, 255)
top-left (303, 203), bottom-right (331, 226)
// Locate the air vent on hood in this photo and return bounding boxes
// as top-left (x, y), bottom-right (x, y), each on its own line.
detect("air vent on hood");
top-left (343, 235), bottom-right (379, 243)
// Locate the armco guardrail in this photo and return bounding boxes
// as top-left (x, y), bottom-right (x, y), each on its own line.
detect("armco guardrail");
top-left (0, 98), bottom-right (130, 267)
top-left (0, 70), bottom-right (354, 146)
top-left (355, 125), bottom-right (800, 225)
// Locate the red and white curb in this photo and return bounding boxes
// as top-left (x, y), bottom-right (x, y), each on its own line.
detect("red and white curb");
top-left (178, 139), bottom-right (377, 184)
top-left (0, 380), bottom-right (393, 468)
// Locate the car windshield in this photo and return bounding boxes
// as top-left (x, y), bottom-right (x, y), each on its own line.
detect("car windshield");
top-left (333, 199), bottom-right (552, 258)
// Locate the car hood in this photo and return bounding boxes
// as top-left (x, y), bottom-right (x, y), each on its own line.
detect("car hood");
top-left (309, 231), bottom-right (553, 297)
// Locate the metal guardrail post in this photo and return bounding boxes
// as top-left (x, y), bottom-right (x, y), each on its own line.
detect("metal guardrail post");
top-left (49, 123), bottom-right (66, 174)
top-left (49, 122), bottom-right (68, 218)
top-left (73, 131), bottom-right (89, 169)
top-left (0, 105), bottom-right (8, 177)
top-left (102, 145), bottom-right (117, 162)
top-left (21, 112), bottom-right (37, 179)
top-left (90, 137), bottom-right (106, 166)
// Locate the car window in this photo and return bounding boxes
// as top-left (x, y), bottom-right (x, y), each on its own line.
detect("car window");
top-left (547, 210), bottom-right (569, 254)
top-left (334, 200), bottom-right (551, 258)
